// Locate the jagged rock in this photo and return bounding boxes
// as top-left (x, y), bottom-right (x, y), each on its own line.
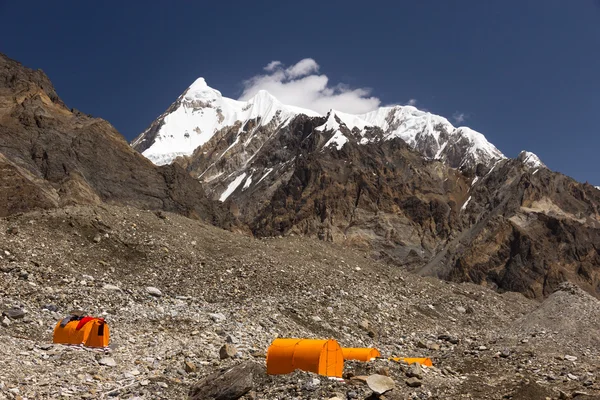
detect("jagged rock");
top-left (184, 361), bottom-right (197, 373)
top-left (189, 361), bottom-right (264, 400)
top-left (406, 363), bottom-right (423, 379)
top-left (219, 344), bottom-right (237, 359)
top-left (366, 374), bottom-right (395, 394)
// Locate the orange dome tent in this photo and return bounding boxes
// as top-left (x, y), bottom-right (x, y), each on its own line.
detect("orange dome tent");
top-left (53, 315), bottom-right (109, 348)
top-left (342, 347), bottom-right (381, 361)
top-left (266, 338), bottom-right (344, 377)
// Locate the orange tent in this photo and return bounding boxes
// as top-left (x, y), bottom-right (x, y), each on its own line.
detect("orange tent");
top-left (390, 357), bottom-right (433, 367)
top-left (342, 347), bottom-right (381, 362)
top-left (53, 316), bottom-right (109, 348)
top-left (266, 338), bottom-right (344, 377)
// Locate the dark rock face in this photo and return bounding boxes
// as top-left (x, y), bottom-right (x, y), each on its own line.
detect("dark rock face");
top-left (0, 53), bottom-right (229, 225)
top-left (173, 111), bottom-right (600, 299)
top-left (189, 361), bottom-right (266, 400)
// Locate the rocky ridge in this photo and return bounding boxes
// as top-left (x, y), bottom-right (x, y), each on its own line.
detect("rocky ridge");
top-left (0, 53), bottom-right (229, 226)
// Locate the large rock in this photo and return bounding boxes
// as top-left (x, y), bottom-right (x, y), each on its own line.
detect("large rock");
top-left (189, 361), bottom-right (265, 400)
top-left (366, 374), bottom-right (395, 395)
top-left (2, 308), bottom-right (26, 320)
top-left (219, 344), bottom-right (237, 360)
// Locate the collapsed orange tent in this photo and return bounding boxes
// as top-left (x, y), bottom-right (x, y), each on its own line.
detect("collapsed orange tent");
top-left (390, 357), bottom-right (433, 367)
top-left (342, 347), bottom-right (381, 362)
top-left (266, 338), bottom-right (344, 377)
top-left (53, 316), bottom-right (109, 348)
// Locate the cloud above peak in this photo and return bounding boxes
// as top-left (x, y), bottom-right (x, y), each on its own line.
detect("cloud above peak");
top-left (239, 59), bottom-right (381, 115)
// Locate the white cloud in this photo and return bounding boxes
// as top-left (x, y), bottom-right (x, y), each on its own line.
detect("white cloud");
top-left (239, 59), bottom-right (381, 115)
top-left (264, 61), bottom-right (282, 72)
top-left (453, 112), bottom-right (467, 124)
top-left (407, 98), bottom-right (418, 106)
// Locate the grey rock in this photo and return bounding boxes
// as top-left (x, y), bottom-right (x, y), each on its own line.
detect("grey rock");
top-left (406, 363), bottom-right (423, 379)
top-left (189, 361), bottom-right (265, 400)
top-left (366, 374), bottom-right (395, 395)
top-left (405, 377), bottom-right (423, 387)
top-left (98, 357), bottom-right (117, 367)
top-left (103, 284), bottom-right (122, 292)
top-left (146, 286), bottom-right (162, 297)
top-left (3, 308), bottom-right (26, 320)
top-left (564, 355), bottom-right (577, 362)
top-left (1, 316), bottom-right (10, 327)
top-left (210, 313), bottom-right (226, 322)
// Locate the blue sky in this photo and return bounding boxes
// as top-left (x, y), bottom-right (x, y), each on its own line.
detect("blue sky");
top-left (1, 1), bottom-right (599, 184)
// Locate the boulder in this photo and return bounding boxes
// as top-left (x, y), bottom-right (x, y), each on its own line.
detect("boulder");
top-left (220, 344), bottom-right (237, 359)
top-left (189, 361), bottom-right (265, 400)
top-left (366, 374), bottom-right (395, 395)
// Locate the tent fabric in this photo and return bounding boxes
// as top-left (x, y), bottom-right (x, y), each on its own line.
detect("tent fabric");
top-left (53, 316), bottom-right (109, 348)
top-left (266, 338), bottom-right (344, 377)
top-left (342, 347), bottom-right (381, 362)
top-left (390, 357), bottom-right (433, 367)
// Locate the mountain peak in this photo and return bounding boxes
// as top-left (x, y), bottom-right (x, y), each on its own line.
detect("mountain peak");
top-left (185, 77), bottom-right (222, 101)
top-left (517, 150), bottom-right (546, 169)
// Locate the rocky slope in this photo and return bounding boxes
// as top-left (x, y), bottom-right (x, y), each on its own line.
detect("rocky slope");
top-left (0, 53), bottom-right (229, 225)
top-left (1, 205), bottom-right (599, 399)
top-left (131, 78), bottom-right (600, 299)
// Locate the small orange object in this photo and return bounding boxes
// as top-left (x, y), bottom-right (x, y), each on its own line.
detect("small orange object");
top-left (53, 316), bottom-right (109, 348)
top-left (342, 347), bottom-right (381, 362)
top-left (266, 338), bottom-right (344, 377)
top-left (390, 357), bottom-right (433, 367)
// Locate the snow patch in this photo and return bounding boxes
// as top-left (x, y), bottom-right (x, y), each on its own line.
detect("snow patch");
top-left (461, 196), bottom-right (472, 211)
top-left (219, 173), bottom-right (247, 202)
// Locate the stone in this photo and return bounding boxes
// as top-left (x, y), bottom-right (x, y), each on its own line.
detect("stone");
top-left (103, 284), bottom-right (122, 292)
top-left (500, 349), bottom-right (511, 358)
top-left (567, 373), bottom-right (578, 380)
top-left (98, 357), bottom-right (116, 367)
top-left (366, 374), bottom-right (395, 395)
top-left (405, 377), bottom-right (423, 387)
top-left (189, 361), bottom-right (265, 400)
top-left (3, 308), bottom-right (26, 320)
top-left (406, 363), bottom-right (423, 379)
top-left (564, 355), bottom-right (577, 362)
top-left (428, 343), bottom-right (440, 351)
top-left (185, 361), bottom-right (197, 373)
top-left (220, 344), bottom-right (237, 359)
top-left (416, 340), bottom-right (428, 349)
top-left (146, 286), bottom-right (162, 297)
top-left (42, 304), bottom-right (59, 312)
top-left (358, 319), bottom-right (370, 330)
top-left (1, 316), bottom-right (10, 327)
top-left (210, 313), bottom-right (226, 322)
top-left (438, 334), bottom-right (459, 344)
top-left (456, 306), bottom-right (466, 313)
top-left (93, 234), bottom-right (101, 243)
top-left (39, 344), bottom-right (53, 351)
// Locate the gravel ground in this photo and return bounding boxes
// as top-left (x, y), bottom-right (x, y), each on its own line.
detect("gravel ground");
top-left (1, 205), bottom-right (598, 399)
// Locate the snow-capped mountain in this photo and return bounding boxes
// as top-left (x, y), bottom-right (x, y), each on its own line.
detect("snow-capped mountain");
top-left (131, 78), bottom-right (318, 165)
top-left (133, 78), bottom-right (506, 170)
